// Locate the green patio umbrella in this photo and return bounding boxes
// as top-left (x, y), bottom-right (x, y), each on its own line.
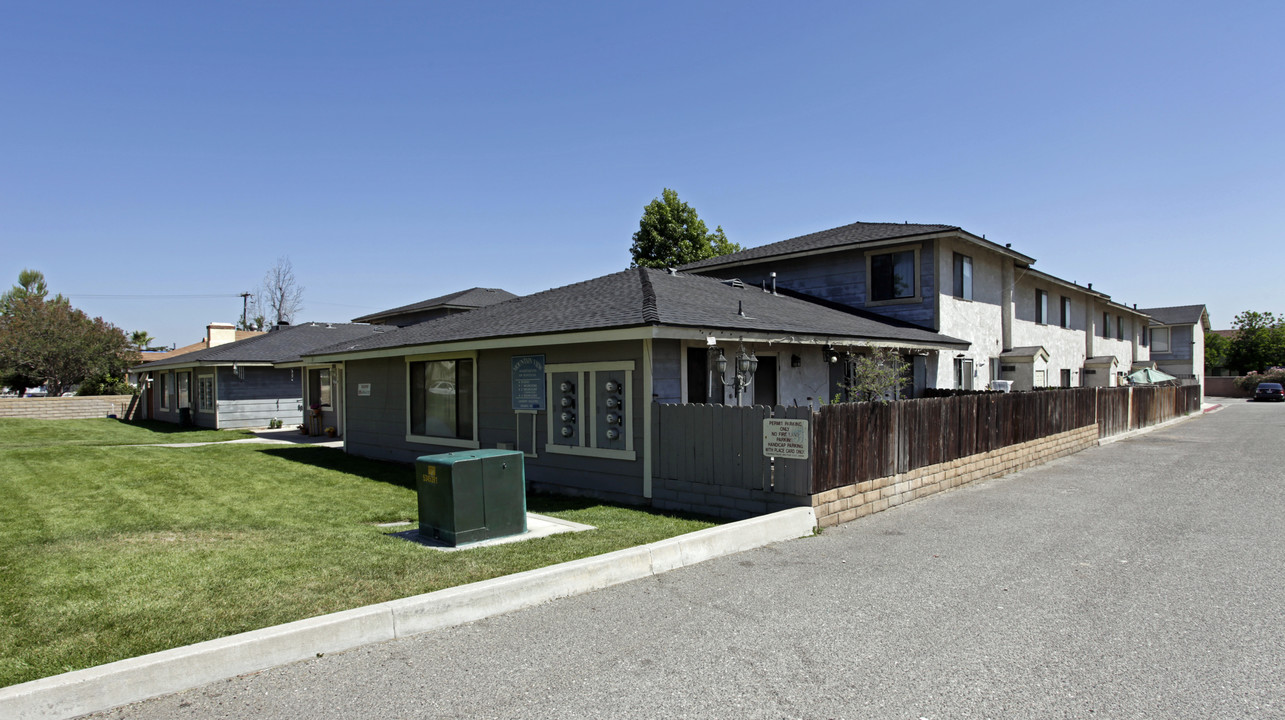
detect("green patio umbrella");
top-left (1127, 367), bottom-right (1179, 385)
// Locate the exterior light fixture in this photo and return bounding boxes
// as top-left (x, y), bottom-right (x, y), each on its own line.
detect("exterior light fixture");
top-left (715, 343), bottom-right (759, 406)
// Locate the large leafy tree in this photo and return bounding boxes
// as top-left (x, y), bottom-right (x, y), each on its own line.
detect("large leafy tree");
top-left (1204, 331), bottom-right (1230, 374)
top-left (0, 272), bottom-right (138, 395)
top-left (629, 189), bottom-right (742, 269)
top-left (1227, 311), bottom-right (1285, 374)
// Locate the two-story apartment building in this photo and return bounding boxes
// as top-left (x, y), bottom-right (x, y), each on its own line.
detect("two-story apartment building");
top-left (683, 221), bottom-right (1151, 393)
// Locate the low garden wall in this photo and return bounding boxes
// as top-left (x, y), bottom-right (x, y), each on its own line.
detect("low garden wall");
top-left (812, 424), bottom-right (1099, 527)
top-left (0, 395), bottom-right (138, 420)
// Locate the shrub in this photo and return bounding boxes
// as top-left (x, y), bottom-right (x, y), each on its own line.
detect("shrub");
top-left (76, 374), bottom-right (136, 396)
top-left (1234, 369), bottom-right (1285, 392)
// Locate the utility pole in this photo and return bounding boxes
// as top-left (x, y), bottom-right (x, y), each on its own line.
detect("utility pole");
top-left (240, 292), bottom-right (252, 330)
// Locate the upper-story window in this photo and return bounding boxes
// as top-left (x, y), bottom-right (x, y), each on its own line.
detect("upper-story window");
top-left (952, 253), bottom-right (972, 300)
top-left (1102, 312), bottom-right (1111, 338)
top-left (1035, 290), bottom-right (1048, 324)
top-left (1116, 315), bottom-right (1124, 340)
top-left (869, 250), bottom-right (917, 302)
top-left (1060, 296), bottom-right (1072, 329)
top-left (1152, 327), bottom-right (1171, 353)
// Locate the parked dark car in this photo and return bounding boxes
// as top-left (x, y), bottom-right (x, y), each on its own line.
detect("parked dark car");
top-left (1254, 382), bottom-right (1284, 402)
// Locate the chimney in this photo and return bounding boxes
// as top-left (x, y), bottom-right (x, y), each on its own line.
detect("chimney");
top-left (207, 322), bottom-right (238, 347)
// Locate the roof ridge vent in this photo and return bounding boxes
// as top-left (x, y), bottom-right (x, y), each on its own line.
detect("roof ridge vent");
top-left (722, 278), bottom-right (745, 288)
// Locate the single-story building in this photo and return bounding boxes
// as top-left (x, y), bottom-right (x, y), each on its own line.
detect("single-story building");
top-left (133, 322), bottom-right (384, 432)
top-left (303, 267), bottom-right (969, 504)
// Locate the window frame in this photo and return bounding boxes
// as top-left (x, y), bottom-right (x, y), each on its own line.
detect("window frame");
top-left (866, 246), bottom-right (921, 305)
top-left (176, 372), bottom-right (191, 410)
top-left (1151, 327), bottom-right (1171, 353)
top-left (1060, 296), bottom-right (1072, 329)
top-left (1035, 290), bottom-right (1048, 325)
top-left (196, 374), bottom-right (215, 414)
top-left (1116, 315), bottom-right (1124, 341)
top-left (405, 351), bottom-right (479, 449)
top-left (952, 253), bottom-right (973, 301)
top-left (158, 372), bottom-right (170, 411)
top-left (1102, 312), bottom-right (1111, 338)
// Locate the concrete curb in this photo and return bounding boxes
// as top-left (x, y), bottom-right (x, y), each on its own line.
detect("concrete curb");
top-left (0, 507), bottom-right (817, 720)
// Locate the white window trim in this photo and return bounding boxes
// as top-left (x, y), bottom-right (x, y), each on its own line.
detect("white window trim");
top-left (158, 372), bottom-right (169, 411)
top-left (865, 245), bottom-right (922, 306)
top-left (545, 361), bottom-right (637, 461)
top-left (196, 373), bottom-right (215, 414)
top-left (404, 351), bottom-right (480, 449)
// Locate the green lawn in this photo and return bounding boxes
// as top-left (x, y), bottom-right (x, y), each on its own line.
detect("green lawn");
top-left (0, 421), bottom-right (718, 687)
top-left (0, 418), bottom-right (254, 448)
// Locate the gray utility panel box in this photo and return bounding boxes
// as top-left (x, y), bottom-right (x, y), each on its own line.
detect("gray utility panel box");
top-left (415, 449), bottom-right (527, 547)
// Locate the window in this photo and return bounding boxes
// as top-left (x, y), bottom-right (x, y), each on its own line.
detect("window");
top-left (408, 356), bottom-right (476, 446)
top-left (869, 249), bottom-right (916, 302)
top-left (1102, 312), bottom-right (1111, 338)
top-left (1060, 297), bottom-right (1072, 329)
top-left (952, 253), bottom-right (973, 300)
top-left (1152, 327), bottom-right (1171, 353)
top-left (547, 361), bottom-right (635, 461)
top-left (1061, 369), bottom-right (1072, 387)
top-left (196, 375), bottom-right (215, 413)
top-left (1116, 315), bottom-right (1124, 341)
top-left (954, 357), bottom-right (974, 390)
top-left (309, 368), bottom-right (332, 409)
top-left (177, 372), bottom-right (190, 410)
top-left (1035, 290), bottom-right (1048, 324)
top-left (158, 373), bottom-right (169, 411)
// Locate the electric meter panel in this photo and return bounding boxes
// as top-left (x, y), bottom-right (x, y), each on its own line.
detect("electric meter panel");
top-left (596, 370), bottom-right (627, 450)
top-left (552, 371), bottom-right (581, 446)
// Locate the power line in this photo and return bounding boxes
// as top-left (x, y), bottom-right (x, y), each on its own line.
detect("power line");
top-left (66, 293), bottom-right (242, 299)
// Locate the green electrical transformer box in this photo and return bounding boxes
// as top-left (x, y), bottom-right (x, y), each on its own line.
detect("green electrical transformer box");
top-left (415, 449), bottom-right (527, 547)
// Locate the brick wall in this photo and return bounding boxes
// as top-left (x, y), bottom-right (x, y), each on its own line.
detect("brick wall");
top-left (812, 424), bottom-right (1099, 527)
top-left (0, 395), bottom-right (138, 420)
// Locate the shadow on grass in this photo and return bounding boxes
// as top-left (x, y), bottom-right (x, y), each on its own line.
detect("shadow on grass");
top-left (114, 419), bottom-right (237, 436)
top-left (256, 446), bottom-right (724, 524)
top-left (258, 446), bottom-right (416, 489)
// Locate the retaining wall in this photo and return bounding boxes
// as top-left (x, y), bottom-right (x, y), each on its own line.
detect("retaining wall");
top-left (812, 424), bottom-right (1099, 527)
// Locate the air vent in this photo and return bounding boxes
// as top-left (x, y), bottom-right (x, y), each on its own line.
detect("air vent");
top-left (722, 278), bottom-right (745, 288)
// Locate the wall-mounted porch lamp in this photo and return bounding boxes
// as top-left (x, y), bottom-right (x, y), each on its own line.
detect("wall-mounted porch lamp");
top-left (715, 343), bottom-right (758, 406)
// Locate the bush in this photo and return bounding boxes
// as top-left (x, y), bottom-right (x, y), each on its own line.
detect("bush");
top-left (76, 374), bottom-right (136, 396)
top-left (1234, 369), bottom-right (1285, 392)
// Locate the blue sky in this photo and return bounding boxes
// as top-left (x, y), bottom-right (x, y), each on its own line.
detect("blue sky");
top-left (3, 1), bottom-right (1282, 346)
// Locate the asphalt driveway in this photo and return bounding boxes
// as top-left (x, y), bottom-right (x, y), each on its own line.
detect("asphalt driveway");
top-left (94, 402), bottom-right (1284, 719)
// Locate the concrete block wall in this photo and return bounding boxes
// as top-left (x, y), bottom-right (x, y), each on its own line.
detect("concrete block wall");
top-left (0, 396), bottom-right (137, 420)
top-left (812, 424), bottom-right (1099, 527)
top-left (653, 477), bottom-right (810, 520)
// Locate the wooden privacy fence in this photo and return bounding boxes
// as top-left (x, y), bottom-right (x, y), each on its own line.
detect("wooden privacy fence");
top-left (654, 385), bottom-right (1203, 513)
top-left (651, 403), bottom-right (812, 498)
top-left (811, 389), bottom-right (1097, 493)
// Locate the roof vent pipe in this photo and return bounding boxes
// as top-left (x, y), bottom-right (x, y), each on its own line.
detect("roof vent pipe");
top-left (770, 272), bottom-right (777, 295)
top-left (738, 300), bottom-right (746, 317)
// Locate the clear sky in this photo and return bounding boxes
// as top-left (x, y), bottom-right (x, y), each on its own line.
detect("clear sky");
top-left (3, 1), bottom-right (1282, 347)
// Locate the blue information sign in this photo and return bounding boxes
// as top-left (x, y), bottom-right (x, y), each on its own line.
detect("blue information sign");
top-left (511, 355), bottom-right (546, 411)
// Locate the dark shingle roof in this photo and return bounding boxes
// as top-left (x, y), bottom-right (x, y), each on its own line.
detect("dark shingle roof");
top-left (679, 221), bottom-right (958, 270)
top-left (134, 323), bottom-right (383, 370)
top-left (352, 287), bottom-right (518, 323)
top-left (307, 268), bottom-right (967, 358)
top-left (1138, 305), bottom-right (1207, 326)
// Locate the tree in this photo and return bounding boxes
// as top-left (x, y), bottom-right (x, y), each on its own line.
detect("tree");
top-left (1204, 331), bottom-right (1230, 374)
top-left (1227, 311), bottom-right (1285, 374)
top-left (254, 257), bottom-right (305, 326)
top-left (836, 347), bottom-right (911, 403)
top-left (0, 268), bottom-right (57, 314)
top-left (629, 189), bottom-right (742, 269)
top-left (130, 330), bottom-right (156, 351)
top-left (0, 295), bottom-right (139, 395)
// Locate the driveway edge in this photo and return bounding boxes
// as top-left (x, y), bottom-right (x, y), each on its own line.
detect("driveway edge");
top-left (0, 507), bottom-right (817, 720)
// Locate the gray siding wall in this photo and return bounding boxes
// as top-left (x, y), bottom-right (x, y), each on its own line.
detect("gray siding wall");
top-left (216, 366), bottom-right (303, 429)
top-left (1151, 324), bottom-right (1194, 362)
top-left (652, 339), bottom-right (682, 404)
top-left (697, 242), bottom-right (937, 328)
top-left (343, 339), bottom-right (650, 504)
